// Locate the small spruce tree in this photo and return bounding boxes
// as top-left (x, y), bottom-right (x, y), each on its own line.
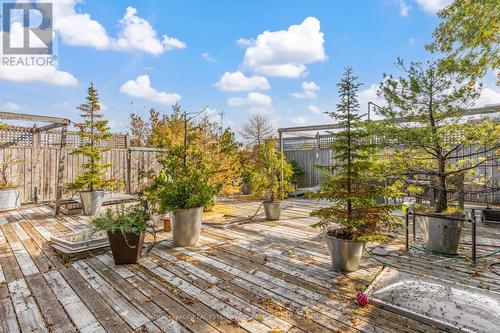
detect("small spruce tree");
top-left (310, 67), bottom-right (397, 242)
top-left (67, 83), bottom-right (115, 192)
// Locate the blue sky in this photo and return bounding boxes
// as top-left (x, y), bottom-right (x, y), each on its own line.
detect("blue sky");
top-left (1, 0), bottom-right (498, 134)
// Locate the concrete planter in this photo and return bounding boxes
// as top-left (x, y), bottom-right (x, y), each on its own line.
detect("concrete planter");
top-left (325, 232), bottom-right (365, 272)
top-left (419, 214), bottom-right (463, 255)
top-left (151, 213), bottom-right (166, 230)
top-left (171, 207), bottom-right (203, 247)
top-left (80, 190), bottom-right (104, 216)
top-left (263, 201), bottom-right (282, 220)
top-left (0, 189), bottom-right (20, 211)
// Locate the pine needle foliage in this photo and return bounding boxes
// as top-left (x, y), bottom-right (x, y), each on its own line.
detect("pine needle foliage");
top-left (375, 59), bottom-right (499, 215)
top-left (310, 67), bottom-right (398, 242)
top-left (67, 83), bottom-right (116, 191)
top-left (251, 139), bottom-right (293, 202)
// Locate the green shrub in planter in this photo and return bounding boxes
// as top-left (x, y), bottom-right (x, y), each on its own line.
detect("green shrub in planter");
top-left (93, 205), bottom-right (148, 264)
top-left (155, 145), bottom-right (216, 246)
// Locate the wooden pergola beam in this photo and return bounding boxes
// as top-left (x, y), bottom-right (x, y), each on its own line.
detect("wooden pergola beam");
top-left (0, 111), bottom-right (70, 125)
top-left (278, 105), bottom-right (500, 134)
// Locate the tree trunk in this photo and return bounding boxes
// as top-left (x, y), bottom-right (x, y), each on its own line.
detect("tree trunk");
top-left (435, 159), bottom-right (447, 213)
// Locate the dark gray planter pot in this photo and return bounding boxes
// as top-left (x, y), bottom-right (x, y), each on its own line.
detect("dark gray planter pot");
top-left (325, 232), bottom-right (365, 272)
top-left (263, 201), bottom-right (282, 220)
top-left (0, 189), bottom-right (20, 211)
top-left (419, 214), bottom-right (463, 255)
top-left (241, 183), bottom-right (252, 195)
top-left (80, 190), bottom-right (104, 216)
top-left (171, 207), bottom-right (203, 246)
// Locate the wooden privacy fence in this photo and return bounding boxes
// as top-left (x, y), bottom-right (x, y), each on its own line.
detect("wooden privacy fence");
top-left (0, 126), bottom-right (162, 203)
top-left (282, 136), bottom-right (500, 204)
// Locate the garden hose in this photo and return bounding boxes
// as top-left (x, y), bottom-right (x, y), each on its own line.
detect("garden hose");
top-left (144, 225), bottom-right (157, 254)
top-left (488, 262), bottom-right (500, 277)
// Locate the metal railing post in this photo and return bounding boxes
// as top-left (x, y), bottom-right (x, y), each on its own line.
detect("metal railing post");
top-left (412, 209), bottom-right (416, 241)
top-left (471, 208), bottom-right (476, 265)
top-left (405, 209), bottom-right (409, 251)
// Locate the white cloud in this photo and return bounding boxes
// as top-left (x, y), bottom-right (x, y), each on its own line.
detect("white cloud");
top-left (291, 81), bottom-right (320, 99)
top-left (1, 102), bottom-right (21, 111)
top-left (242, 17), bottom-right (326, 78)
top-left (308, 105), bottom-right (321, 114)
top-left (414, 0), bottom-right (452, 13)
top-left (54, 0), bottom-right (111, 49)
top-left (120, 75), bottom-right (181, 105)
top-left (163, 35), bottom-right (187, 51)
top-left (227, 92), bottom-right (272, 106)
top-left (292, 116), bottom-right (307, 125)
top-left (248, 107), bottom-right (270, 115)
top-left (237, 38), bottom-right (254, 47)
top-left (399, 1), bottom-right (410, 16)
top-left (0, 65), bottom-right (78, 86)
top-left (358, 83), bottom-right (387, 119)
top-left (408, 37), bottom-right (416, 46)
top-left (201, 52), bottom-right (217, 62)
top-left (216, 71), bottom-right (270, 91)
top-left (114, 7), bottom-right (186, 55)
top-left (54, 2), bottom-right (185, 55)
top-left (476, 85), bottom-right (500, 107)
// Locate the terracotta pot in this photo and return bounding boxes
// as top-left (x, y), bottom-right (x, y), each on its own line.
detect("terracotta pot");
top-left (164, 216), bottom-right (171, 232)
top-left (107, 231), bottom-right (144, 264)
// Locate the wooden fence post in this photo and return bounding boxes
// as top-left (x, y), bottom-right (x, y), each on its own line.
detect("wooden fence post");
top-left (54, 125), bottom-right (68, 216)
top-left (126, 135), bottom-right (132, 194)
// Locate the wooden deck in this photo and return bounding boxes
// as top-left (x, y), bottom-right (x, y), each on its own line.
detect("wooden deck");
top-left (1, 199), bottom-right (499, 333)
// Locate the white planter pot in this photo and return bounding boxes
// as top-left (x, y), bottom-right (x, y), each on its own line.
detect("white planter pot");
top-left (171, 207), bottom-right (203, 247)
top-left (0, 189), bottom-right (20, 211)
top-left (325, 232), bottom-right (365, 272)
top-left (80, 190), bottom-right (104, 216)
top-left (263, 201), bottom-right (282, 220)
top-left (151, 213), bottom-right (166, 229)
top-left (419, 214), bottom-right (463, 255)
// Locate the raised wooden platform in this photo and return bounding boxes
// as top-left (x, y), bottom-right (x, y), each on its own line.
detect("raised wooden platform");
top-left (0, 199), bottom-right (499, 332)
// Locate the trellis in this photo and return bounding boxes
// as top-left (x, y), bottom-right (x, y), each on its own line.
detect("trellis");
top-left (278, 105), bottom-right (500, 204)
top-left (0, 111), bottom-right (70, 216)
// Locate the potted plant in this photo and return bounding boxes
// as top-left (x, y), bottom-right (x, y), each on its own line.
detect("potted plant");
top-left (251, 140), bottom-right (293, 220)
top-left (289, 159), bottom-right (305, 195)
top-left (156, 145), bottom-right (216, 247)
top-left (0, 152), bottom-right (22, 211)
top-left (92, 205), bottom-right (148, 264)
top-left (310, 67), bottom-right (398, 272)
top-left (140, 170), bottom-right (168, 230)
top-left (241, 168), bottom-right (253, 195)
top-left (376, 59), bottom-right (499, 255)
top-left (66, 83), bottom-right (116, 216)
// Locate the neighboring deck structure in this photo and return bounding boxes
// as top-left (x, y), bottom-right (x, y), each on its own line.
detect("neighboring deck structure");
top-left (1, 199), bottom-right (499, 332)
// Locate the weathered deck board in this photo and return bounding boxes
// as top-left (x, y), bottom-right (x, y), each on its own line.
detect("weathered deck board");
top-left (0, 200), bottom-right (498, 332)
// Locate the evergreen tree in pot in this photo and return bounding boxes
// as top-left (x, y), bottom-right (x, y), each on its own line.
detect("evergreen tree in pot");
top-left (66, 83), bottom-right (116, 216)
top-left (376, 59), bottom-right (499, 255)
top-left (93, 205), bottom-right (148, 264)
top-left (251, 140), bottom-right (293, 220)
top-left (157, 145), bottom-right (216, 246)
top-left (310, 67), bottom-right (399, 272)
